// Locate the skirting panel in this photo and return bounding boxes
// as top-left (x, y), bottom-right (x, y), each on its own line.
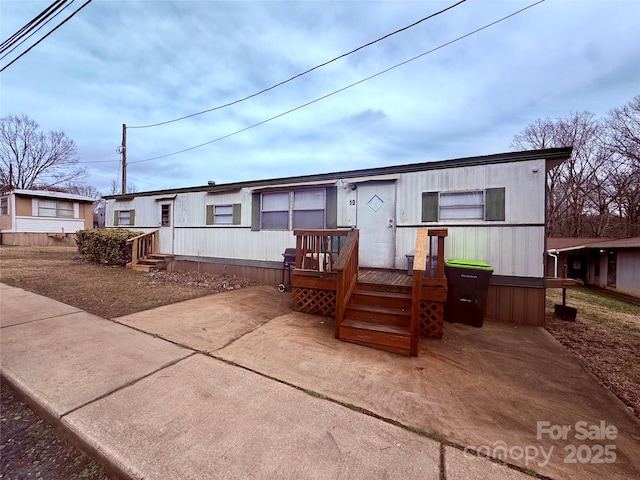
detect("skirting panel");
top-left (173, 260), bottom-right (282, 286)
top-left (418, 300), bottom-right (445, 338)
top-left (485, 284), bottom-right (545, 326)
top-left (292, 287), bottom-right (336, 318)
top-left (0, 232), bottom-right (78, 247)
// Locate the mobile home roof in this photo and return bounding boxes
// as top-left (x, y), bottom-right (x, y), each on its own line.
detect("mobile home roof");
top-left (103, 146), bottom-right (572, 200)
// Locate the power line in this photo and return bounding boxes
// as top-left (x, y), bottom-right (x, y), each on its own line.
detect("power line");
top-left (128, 0), bottom-right (546, 166)
top-left (0, 0), bottom-right (74, 59)
top-left (0, 0), bottom-right (93, 72)
top-left (127, 0), bottom-right (468, 129)
top-left (0, 0), bottom-right (70, 50)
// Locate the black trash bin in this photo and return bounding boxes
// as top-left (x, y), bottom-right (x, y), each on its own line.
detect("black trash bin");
top-left (444, 259), bottom-right (493, 327)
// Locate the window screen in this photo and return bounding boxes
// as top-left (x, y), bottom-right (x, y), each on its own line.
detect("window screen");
top-left (439, 191), bottom-right (484, 220)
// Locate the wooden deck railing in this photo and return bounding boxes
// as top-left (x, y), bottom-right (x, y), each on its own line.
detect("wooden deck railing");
top-left (333, 229), bottom-right (359, 338)
top-left (293, 229), bottom-right (351, 272)
top-left (126, 230), bottom-right (158, 268)
top-left (410, 228), bottom-right (448, 355)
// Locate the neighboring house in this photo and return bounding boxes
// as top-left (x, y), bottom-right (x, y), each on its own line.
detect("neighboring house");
top-left (0, 189), bottom-right (94, 247)
top-left (93, 204), bottom-right (106, 228)
top-left (547, 237), bottom-right (640, 298)
top-left (104, 147), bottom-right (572, 326)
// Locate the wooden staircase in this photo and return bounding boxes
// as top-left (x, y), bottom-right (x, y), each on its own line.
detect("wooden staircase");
top-left (339, 282), bottom-right (413, 356)
top-left (291, 228), bottom-right (448, 357)
top-left (129, 253), bottom-right (174, 272)
top-left (125, 231), bottom-right (174, 272)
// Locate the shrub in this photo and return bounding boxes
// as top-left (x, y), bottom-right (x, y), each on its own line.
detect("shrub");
top-left (76, 229), bottom-right (144, 265)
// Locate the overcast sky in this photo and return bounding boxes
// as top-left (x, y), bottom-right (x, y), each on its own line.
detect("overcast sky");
top-left (1, 0), bottom-right (638, 195)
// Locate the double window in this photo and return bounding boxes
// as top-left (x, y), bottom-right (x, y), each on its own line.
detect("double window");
top-left (38, 199), bottom-right (74, 218)
top-left (422, 188), bottom-right (505, 222)
top-left (260, 189), bottom-right (325, 230)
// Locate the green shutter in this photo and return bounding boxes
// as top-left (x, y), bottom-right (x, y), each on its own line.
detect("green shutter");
top-left (251, 193), bottom-right (261, 231)
top-left (485, 188), bottom-right (505, 221)
top-left (205, 205), bottom-right (214, 225)
top-left (129, 210), bottom-right (135, 225)
top-left (114, 211), bottom-right (119, 226)
top-left (325, 186), bottom-right (337, 228)
top-left (421, 192), bottom-right (438, 222)
top-left (232, 204), bottom-right (241, 225)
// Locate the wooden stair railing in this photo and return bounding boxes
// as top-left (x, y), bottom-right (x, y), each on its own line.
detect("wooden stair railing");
top-left (410, 228), bottom-right (448, 355)
top-left (292, 227), bottom-right (448, 357)
top-left (291, 229), bottom-right (351, 318)
top-left (126, 230), bottom-right (174, 272)
top-left (333, 229), bottom-right (359, 339)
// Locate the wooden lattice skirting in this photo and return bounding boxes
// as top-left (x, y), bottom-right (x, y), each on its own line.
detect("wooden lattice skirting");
top-left (418, 301), bottom-right (445, 338)
top-left (293, 287), bottom-right (336, 318)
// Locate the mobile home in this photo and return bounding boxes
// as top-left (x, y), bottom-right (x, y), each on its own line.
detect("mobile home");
top-left (105, 147), bottom-right (572, 328)
top-left (0, 189), bottom-right (94, 246)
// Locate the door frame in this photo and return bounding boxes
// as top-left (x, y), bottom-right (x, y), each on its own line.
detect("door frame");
top-left (354, 180), bottom-right (397, 269)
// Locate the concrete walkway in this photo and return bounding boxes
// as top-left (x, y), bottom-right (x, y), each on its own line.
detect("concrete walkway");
top-left (1, 282), bottom-right (639, 479)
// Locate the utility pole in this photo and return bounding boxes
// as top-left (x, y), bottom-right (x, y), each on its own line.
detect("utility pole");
top-left (121, 123), bottom-right (127, 194)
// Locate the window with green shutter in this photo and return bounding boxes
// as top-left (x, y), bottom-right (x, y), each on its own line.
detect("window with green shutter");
top-left (206, 204), bottom-right (241, 225)
top-left (485, 187), bottom-right (505, 221)
top-left (114, 209), bottom-right (135, 226)
top-left (421, 192), bottom-right (438, 222)
top-left (421, 188), bottom-right (505, 222)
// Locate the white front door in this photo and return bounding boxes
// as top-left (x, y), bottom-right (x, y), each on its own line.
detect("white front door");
top-left (356, 182), bottom-right (396, 269)
top-left (158, 202), bottom-right (174, 254)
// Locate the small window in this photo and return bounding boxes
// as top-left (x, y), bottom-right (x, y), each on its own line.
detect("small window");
top-left (214, 205), bottom-right (233, 224)
top-left (116, 210), bottom-right (133, 226)
top-left (57, 201), bottom-right (74, 218)
top-left (0, 197), bottom-right (8, 216)
top-left (38, 199), bottom-right (57, 217)
top-left (161, 204), bottom-right (171, 226)
top-left (440, 191), bottom-right (484, 220)
top-left (422, 188), bottom-right (505, 222)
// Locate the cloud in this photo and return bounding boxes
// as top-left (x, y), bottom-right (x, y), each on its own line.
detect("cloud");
top-left (1, 0), bottom-right (638, 195)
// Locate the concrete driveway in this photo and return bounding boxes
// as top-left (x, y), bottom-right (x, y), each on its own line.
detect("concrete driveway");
top-left (2, 283), bottom-right (639, 479)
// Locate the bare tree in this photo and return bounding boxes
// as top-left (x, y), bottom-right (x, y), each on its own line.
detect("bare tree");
top-left (0, 114), bottom-right (87, 191)
top-left (512, 112), bottom-right (609, 237)
top-left (604, 96), bottom-right (640, 236)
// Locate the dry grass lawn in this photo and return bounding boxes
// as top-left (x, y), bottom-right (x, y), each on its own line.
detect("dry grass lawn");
top-left (545, 287), bottom-right (640, 419)
top-left (0, 246), bottom-right (258, 319)
top-left (1, 246), bottom-right (638, 419)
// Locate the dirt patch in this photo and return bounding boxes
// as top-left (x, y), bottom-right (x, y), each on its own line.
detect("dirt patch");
top-left (1, 381), bottom-right (110, 480)
top-left (0, 246), bottom-right (260, 318)
top-left (545, 287), bottom-right (640, 418)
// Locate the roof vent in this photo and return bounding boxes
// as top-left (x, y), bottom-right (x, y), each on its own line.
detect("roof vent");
top-left (208, 181), bottom-right (216, 186)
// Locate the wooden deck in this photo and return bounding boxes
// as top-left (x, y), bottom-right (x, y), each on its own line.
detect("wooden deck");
top-left (291, 228), bottom-right (448, 356)
top-left (358, 269), bottom-right (412, 287)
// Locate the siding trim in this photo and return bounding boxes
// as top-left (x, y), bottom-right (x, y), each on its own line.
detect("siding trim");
top-left (396, 223), bottom-right (545, 228)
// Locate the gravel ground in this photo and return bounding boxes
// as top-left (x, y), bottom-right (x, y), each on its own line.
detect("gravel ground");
top-left (0, 381), bottom-right (110, 480)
